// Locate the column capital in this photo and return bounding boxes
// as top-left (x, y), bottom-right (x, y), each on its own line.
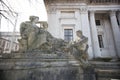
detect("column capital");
top-left (89, 10), bottom-right (96, 14)
top-left (79, 6), bottom-right (88, 14)
top-left (109, 10), bottom-right (117, 17)
top-left (47, 7), bottom-right (56, 14)
top-left (118, 9), bottom-right (120, 12)
top-left (89, 10), bottom-right (96, 17)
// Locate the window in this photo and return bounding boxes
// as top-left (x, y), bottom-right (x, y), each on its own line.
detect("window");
top-left (64, 29), bottom-right (73, 42)
top-left (96, 20), bottom-right (101, 26)
top-left (117, 18), bottom-right (120, 26)
top-left (98, 35), bottom-right (104, 48)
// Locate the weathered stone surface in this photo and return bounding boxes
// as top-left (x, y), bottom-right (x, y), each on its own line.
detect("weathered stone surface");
top-left (0, 67), bottom-right (83, 80)
top-left (0, 52), bottom-right (84, 80)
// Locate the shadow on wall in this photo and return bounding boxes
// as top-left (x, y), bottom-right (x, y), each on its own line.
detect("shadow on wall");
top-left (0, 70), bottom-right (6, 80)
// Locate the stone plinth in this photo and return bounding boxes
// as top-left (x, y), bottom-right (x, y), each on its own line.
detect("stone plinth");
top-left (0, 67), bottom-right (83, 80)
top-left (0, 52), bottom-right (84, 80)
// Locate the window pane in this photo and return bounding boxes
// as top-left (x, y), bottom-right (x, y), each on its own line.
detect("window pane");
top-left (68, 30), bottom-right (73, 35)
top-left (64, 29), bottom-right (73, 42)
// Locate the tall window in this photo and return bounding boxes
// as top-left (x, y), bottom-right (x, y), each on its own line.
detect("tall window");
top-left (64, 29), bottom-right (73, 42)
top-left (117, 18), bottom-right (120, 26)
top-left (98, 35), bottom-right (104, 48)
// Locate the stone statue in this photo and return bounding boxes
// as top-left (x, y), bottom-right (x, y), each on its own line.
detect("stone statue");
top-left (18, 16), bottom-right (89, 67)
top-left (70, 30), bottom-right (89, 65)
top-left (18, 16), bottom-right (67, 52)
top-left (18, 16), bottom-right (52, 52)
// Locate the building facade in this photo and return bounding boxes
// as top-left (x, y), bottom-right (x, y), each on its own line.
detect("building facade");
top-left (44, 0), bottom-right (120, 59)
top-left (0, 32), bottom-right (20, 53)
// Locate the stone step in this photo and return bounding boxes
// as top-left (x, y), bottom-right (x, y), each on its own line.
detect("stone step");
top-left (1, 52), bottom-right (74, 59)
top-left (0, 58), bottom-right (80, 70)
top-left (0, 58), bottom-right (77, 63)
top-left (90, 61), bottom-right (120, 69)
top-left (96, 69), bottom-right (120, 79)
top-left (90, 61), bottom-right (120, 79)
top-left (0, 52), bottom-right (81, 70)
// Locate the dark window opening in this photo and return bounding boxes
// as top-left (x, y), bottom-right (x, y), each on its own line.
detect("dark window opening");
top-left (96, 20), bottom-right (101, 26)
top-left (117, 18), bottom-right (120, 26)
top-left (64, 29), bottom-right (73, 42)
top-left (98, 35), bottom-right (104, 48)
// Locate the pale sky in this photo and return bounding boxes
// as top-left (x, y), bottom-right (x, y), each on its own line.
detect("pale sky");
top-left (0, 0), bottom-right (47, 32)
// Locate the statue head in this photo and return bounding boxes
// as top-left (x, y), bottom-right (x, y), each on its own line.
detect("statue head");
top-left (76, 30), bottom-right (82, 37)
top-left (29, 16), bottom-right (39, 23)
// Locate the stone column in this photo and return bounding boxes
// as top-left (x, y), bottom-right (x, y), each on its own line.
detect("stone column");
top-left (89, 11), bottom-right (101, 58)
top-left (80, 9), bottom-right (93, 59)
top-left (110, 10), bottom-right (120, 58)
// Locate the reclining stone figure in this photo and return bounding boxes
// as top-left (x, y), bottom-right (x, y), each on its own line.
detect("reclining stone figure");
top-left (18, 16), bottom-right (89, 67)
top-left (18, 16), bottom-right (66, 52)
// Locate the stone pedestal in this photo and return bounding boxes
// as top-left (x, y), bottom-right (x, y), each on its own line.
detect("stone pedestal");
top-left (0, 67), bottom-right (83, 80)
top-left (0, 49), bottom-right (97, 80)
top-left (0, 51), bottom-right (85, 80)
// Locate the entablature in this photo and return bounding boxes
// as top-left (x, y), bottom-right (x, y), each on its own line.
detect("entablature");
top-left (88, 0), bottom-right (120, 5)
top-left (44, 0), bottom-right (120, 5)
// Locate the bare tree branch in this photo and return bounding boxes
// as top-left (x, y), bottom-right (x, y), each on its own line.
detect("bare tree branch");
top-left (0, 10), bottom-right (10, 16)
top-left (0, 12), bottom-right (14, 26)
top-left (0, 0), bottom-right (18, 28)
top-left (1, 0), bottom-right (17, 17)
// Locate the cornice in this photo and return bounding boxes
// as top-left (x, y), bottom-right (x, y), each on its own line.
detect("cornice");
top-left (47, 7), bottom-right (57, 14)
top-left (44, 0), bottom-right (87, 4)
top-left (88, 5), bottom-right (120, 11)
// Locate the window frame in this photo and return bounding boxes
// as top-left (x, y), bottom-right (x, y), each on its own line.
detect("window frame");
top-left (98, 35), bottom-right (104, 48)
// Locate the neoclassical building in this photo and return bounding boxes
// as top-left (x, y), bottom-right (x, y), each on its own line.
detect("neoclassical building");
top-left (44, 0), bottom-right (120, 59)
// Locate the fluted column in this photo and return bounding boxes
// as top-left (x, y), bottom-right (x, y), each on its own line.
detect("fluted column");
top-left (110, 10), bottom-right (120, 58)
top-left (89, 11), bottom-right (101, 58)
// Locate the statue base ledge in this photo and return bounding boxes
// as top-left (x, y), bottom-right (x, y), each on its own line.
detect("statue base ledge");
top-left (0, 52), bottom-right (86, 80)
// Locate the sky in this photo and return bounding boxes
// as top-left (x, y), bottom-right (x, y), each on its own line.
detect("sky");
top-left (0, 0), bottom-right (47, 32)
